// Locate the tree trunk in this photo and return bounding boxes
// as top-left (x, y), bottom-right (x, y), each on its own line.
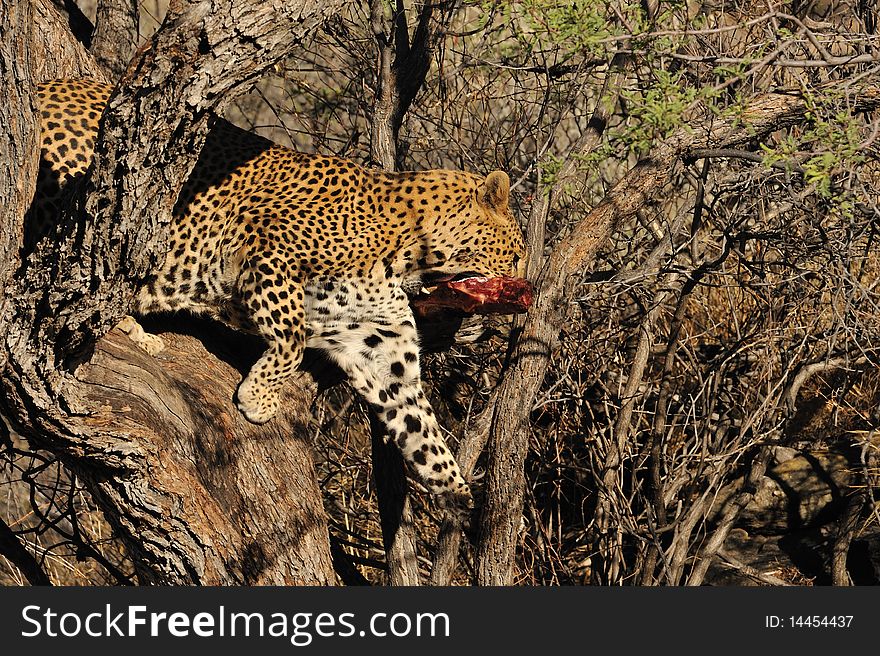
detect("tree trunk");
top-left (0, 0), bottom-right (347, 585)
top-left (90, 0), bottom-right (140, 79)
top-left (39, 325), bottom-right (334, 584)
top-left (369, 0), bottom-right (451, 170)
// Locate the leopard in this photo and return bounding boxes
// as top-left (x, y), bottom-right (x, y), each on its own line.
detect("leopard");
top-left (31, 78), bottom-right (527, 510)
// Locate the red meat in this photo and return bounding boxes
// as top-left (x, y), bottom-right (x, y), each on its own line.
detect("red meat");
top-left (413, 276), bottom-right (534, 316)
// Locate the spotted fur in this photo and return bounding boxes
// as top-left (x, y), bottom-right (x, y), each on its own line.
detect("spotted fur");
top-left (32, 78), bottom-right (527, 508)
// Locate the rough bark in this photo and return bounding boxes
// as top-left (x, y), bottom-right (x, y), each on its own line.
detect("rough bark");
top-left (0, 0), bottom-right (346, 584)
top-left (0, 1), bottom-right (38, 283)
top-left (90, 0), bottom-right (140, 79)
top-left (71, 327), bottom-right (334, 584)
top-left (0, 0), bottom-right (103, 285)
top-left (474, 82), bottom-right (880, 585)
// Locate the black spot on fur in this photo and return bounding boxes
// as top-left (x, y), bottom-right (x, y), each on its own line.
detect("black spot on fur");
top-left (404, 415), bottom-right (422, 434)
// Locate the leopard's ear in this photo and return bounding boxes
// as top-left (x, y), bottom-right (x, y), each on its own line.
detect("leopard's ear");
top-left (479, 171), bottom-right (510, 210)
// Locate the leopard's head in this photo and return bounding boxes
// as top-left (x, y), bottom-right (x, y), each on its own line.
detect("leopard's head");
top-left (402, 170), bottom-right (527, 294)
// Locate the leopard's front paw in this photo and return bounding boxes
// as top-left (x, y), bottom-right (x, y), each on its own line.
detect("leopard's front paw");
top-left (437, 483), bottom-right (474, 524)
top-left (451, 483), bottom-right (474, 510)
top-left (117, 315), bottom-right (165, 356)
top-left (235, 376), bottom-right (280, 424)
top-left (417, 463), bottom-right (474, 513)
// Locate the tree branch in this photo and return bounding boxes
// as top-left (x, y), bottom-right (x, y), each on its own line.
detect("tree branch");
top-left (90, 0), bottom-right (139, 79)
top-left (0, 517), bottom-right (51, 586)
top-left (472, 56), bottom-right (630, 586)
top-left (370, 0), bottom-right (452, 169)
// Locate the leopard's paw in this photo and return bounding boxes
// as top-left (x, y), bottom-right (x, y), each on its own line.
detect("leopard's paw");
top-left (413, 457), bottom-right (474, 513)
top-left (235, 375), bottom-right (280, 424)
top-left (437, 483), bottom-right (475, 525)
top-left (117, 315), bottom-right (165, 356)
